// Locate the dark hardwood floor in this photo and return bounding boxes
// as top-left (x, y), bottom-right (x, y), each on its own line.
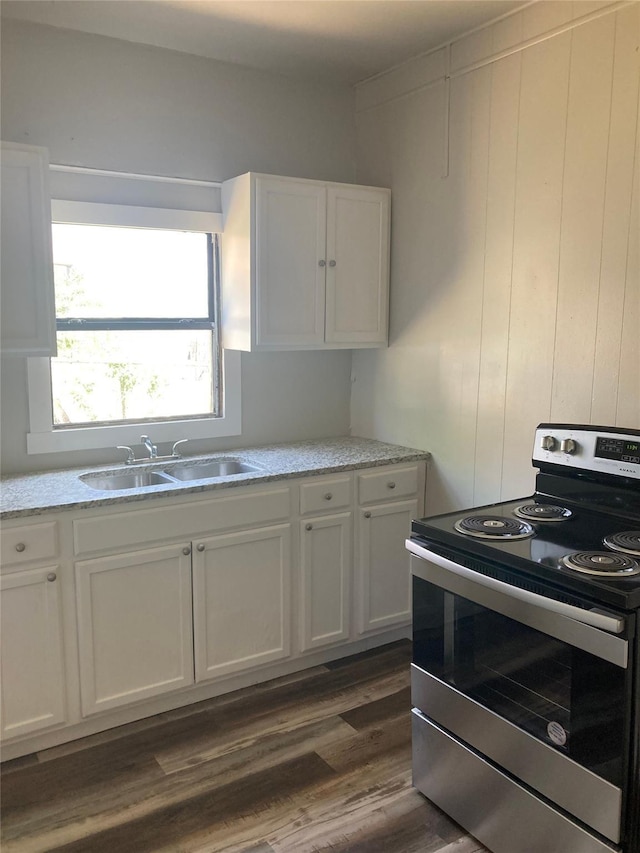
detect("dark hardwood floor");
top-left (1, 641), bottom-right (487, 852)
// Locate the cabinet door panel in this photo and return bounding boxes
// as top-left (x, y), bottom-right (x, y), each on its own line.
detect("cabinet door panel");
top-left (1, 143), bottom-right (57, 356)
top-left (75, 544), bottom-right (194, 715)
top-left (1, 567), bottom-right (66, 740)
top-left (357, 499), bottom-right (417, 633)
top-left (325, 185), bottom-right (389, 345)
top-left (193, 524), bottom-right (291, 681)
top-left (255, 177), bottom-right (326, 347)
top-left (300, 513), bottom-right (351, 651)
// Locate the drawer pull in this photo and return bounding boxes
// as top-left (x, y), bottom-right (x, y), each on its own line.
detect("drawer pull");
top-left (323, 492), bottom-right (333, 501)
top-left (15, 542), bottom-right (26, 552)
top-left (305, 523), bottom-right (313, 531)
top-left (364, 511), bottom-right (371, 519)
top-left (182, 546), bottom-right (191, 556)
top-left (387, 481), bottom-right (396, 489)
top-left (47, 572), bottom-right (57, 582)
top-left (196, 543), bottom-right (205, 552)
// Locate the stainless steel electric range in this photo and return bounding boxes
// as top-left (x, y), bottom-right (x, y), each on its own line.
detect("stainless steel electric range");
top-left (407, 424), bottom-right (640, 853)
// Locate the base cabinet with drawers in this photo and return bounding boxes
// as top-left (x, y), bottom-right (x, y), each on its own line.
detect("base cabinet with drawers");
top-left (0, 459), bottom-right (426, 757)
top-left (356, 465), bottom-right (421, 634)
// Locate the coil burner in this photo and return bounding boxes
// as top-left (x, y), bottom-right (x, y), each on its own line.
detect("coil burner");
top-left (454, 515), bottom-right (535, 540)
top-left (562, 551), bottom-right (640, 577)
top-left (513, 503), bottom-right (573, 522)
top-left (603, 531), bottom-right (640, 558)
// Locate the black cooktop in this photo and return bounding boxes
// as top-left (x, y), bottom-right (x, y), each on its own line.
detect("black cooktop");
top-left (411, 496), bottom-right (640, 611)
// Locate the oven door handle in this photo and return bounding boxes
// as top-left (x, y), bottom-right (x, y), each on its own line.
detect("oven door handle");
top-left (407, 539), bottom-right (629, 669)
top-left (406, 539), bottom-right (625, 634)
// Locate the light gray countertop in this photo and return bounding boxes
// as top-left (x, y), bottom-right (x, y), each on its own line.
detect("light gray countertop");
top-left (0, 436), bottom-right (430, 520)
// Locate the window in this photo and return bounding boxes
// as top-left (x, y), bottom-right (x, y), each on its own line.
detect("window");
top-left (52, 223), bottom-right (219, 426)
top-left (27, 198), bottom-right (241, 455)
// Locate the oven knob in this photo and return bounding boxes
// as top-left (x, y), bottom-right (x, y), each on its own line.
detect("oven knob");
top-left (561, 438), bottom-right (578, 455)
top-left (541, 435), bottom-right (557, 451)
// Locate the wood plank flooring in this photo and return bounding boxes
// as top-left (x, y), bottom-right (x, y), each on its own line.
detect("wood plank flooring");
top-left (1, 641), bottom-right (487, 853)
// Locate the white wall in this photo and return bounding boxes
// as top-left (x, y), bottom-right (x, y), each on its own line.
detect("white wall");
top-left (0, 19), bottom-right (356, 473)
top-left (351, 1), bottom-right (639, 515)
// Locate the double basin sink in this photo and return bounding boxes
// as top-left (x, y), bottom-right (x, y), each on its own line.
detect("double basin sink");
top-left (80, 458), bottom-right (264, 492)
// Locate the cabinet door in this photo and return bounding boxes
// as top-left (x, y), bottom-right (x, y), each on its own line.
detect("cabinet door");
top-left (1, 567), bottom-right (66, 740)
top-left (356, 499), bottom-right (418, 633)
top-left (300, 513), bottom-right (351, 652)
top-left (1, 143), bottom-right (57, 356)
top-left (75, 544), bottom-right (194, 716)
top-left (325, 184), bottom-right (389, 346)
top-left (255, 176), bottom-right (326, 347)
top-left (193, 524), bottom-right (291, 682)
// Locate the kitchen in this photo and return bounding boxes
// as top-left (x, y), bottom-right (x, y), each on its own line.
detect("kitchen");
top-left (1, 1), bottom-right (638, 851)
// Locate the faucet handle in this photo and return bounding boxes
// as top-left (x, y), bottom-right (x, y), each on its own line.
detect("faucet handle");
top-left (116, 446), bottom-right (135, 465)
top-left (171, 439), bottom-right (188, 457)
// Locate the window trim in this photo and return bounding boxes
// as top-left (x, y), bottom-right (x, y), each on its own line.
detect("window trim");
top-left (26, 199), bottom-right (240, 455)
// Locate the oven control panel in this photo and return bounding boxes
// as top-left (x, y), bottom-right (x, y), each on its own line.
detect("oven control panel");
top-left (533, 425), bottom-right (640, 479)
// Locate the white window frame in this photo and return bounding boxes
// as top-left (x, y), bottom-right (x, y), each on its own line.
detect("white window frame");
top-left (26, 199), bottom-right (241, 455)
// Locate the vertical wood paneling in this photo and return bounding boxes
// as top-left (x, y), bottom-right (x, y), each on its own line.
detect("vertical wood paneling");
top-left (425, 68), bottom-right (491, 511)
top-left (353, 3), bottom-right (639, 514)
top-left (616, 151), bottom-right (640, 427)
top-left (473, 53), bottom-right (521, 506)
top-left (550, 15), bottom-right (616, 423)
top-left (501, 34), bottom-right (572, 499)
top-left (592, 5), bottom-right (640, 424)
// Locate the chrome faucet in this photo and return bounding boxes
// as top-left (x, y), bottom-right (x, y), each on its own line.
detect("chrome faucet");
top-left (140, 435), bottom-right (158, 459)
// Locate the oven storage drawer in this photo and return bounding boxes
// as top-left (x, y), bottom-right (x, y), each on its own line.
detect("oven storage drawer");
top-left (411, 664), bottom-right (622, 843)
top-left (411, 709), bottom-right (621, 853)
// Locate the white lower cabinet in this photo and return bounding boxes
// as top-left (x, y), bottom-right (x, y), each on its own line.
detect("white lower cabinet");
top-left (299, 512), bottom-right (351, 652)
top-left (1, 460), bottom-right (426, 755)
top-left (356, 499), bottom-right (419, 634)
top-left (192, 524), bottom-right (291, 682)
top-left (0, 566), bottom-right (66, 740)
top-left (75, 544), bottom-right (194, 716)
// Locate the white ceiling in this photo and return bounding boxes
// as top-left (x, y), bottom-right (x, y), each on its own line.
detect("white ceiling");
top-left (1, 0), bottom-right (528, 85)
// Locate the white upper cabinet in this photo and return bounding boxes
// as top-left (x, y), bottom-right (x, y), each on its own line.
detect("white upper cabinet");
top-left (1, 142), bottom-right (57, 357)
top-left (221, 173), bottom-right (390, 351)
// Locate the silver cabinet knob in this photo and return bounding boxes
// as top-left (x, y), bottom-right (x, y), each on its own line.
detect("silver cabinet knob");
top-left (305, 523), bottom-right (313, 531)
top-left (318, 259), bottom-right (326, 267)
top-left (182, 546), bottom-right (191, 555)
top-left (323, 492), bottom-right (333, 501)
top-left (541, 435), bottom-right (556, 451)
top-left (328, 260), bottom-right (336, 267)
top-left (387, 481), bottom-right (396, 489)
top-left (561, 438), bottom-right (578, 455)
top-left (196, 543), bottom-right (205, 552)
top-left (15, 542), bottom-right (26, 553)
top-left (46, 572), bottom-right (57, 582)
top-left (364, 511), bottom-right (371, 518)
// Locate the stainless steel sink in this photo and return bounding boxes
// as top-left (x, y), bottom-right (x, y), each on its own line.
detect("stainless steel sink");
top-left (81, 471), bottom-right (174, 490)
top-left (165, 459), bottom-right (262, 481)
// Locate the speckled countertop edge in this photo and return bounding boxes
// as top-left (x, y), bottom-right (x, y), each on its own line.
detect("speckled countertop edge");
top-left (0, 436), bottom-right (430, 519)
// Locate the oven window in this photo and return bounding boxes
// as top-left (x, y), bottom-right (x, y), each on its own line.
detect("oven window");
top-left (413, 578), bottom-right (626, 786)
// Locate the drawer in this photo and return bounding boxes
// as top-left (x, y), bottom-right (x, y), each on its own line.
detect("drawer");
top-left (1, 521), bottom-right (58, 568)
top-left (411, 710), bottom-right (616, 853)
top-left (358, 464), bottom-right (419, 504)
top-left (300, 476), bottom-right (351, 515)
top-left (73, 486), bottom-right (291, 556)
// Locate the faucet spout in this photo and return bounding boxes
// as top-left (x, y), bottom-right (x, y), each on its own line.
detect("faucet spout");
top-left (140, 435), bottom-right (158, 459)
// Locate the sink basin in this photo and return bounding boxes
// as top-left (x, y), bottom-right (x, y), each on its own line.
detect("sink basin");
top-left (81, 471), bottom-right (174, 491)
top-left (165, 459), bottom-right (262, 481)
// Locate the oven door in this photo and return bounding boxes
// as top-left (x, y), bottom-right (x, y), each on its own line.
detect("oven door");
top-left (407, 539), bottom-right (631, 846)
